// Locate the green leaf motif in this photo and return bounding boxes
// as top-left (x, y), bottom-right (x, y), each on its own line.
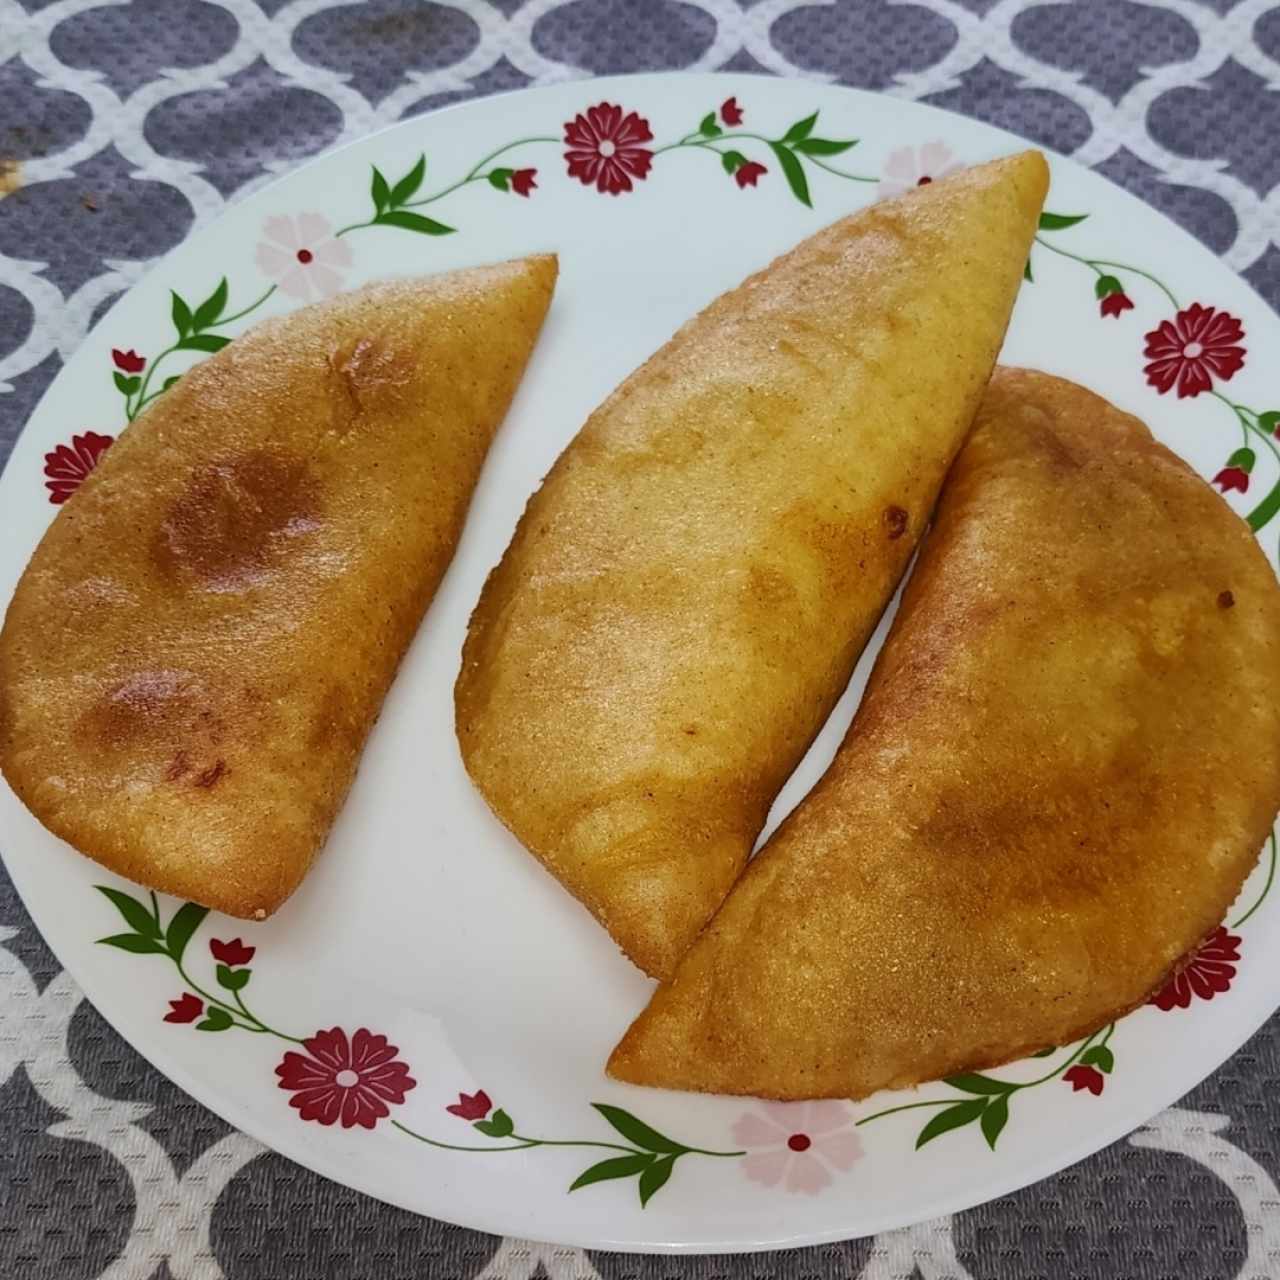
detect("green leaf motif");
top-left (216, 963), bottom-right (251, 992)
top-left (162, 376), bottom-right (182, 392)
top-left (791, 137), bottom-right (856, 156)
top-left (376, 210), bottom-right (455, 236)
top-left (783, 111), bottom-right (819, 143)
top-left (164, 901), bottom-right (209, 964)
top-left (197, 1006), bottom-right (234, 1032)
top-left (97, 932), bottom-right (169, 955)
top-left (179, 334), bottom-right (231, 354)
top-left (488, 168), bottom-right (513, 191)
top-left (638, 1154), bottom-right (676, 1206)
top-left (192, 278), bottom-right (228, 331)
top-left (1081, 1045), bottom-right (1115, 1074)
top-left (592, 1104), bottom-right (686, 1154)
top-left (980, 1095), bottom-right (1010, 1150)
top-left (1094, 274), bottom-right (1124, 299)
top-left (720, 150), bottom-right (747, 175)
top-left (1258, 410), bottom-right (1280, 435)
top-left (1030, 1045), bottom-right (1056, 1058)
top-left (96, 885), bottom-right (162, 939)
top-left (944, 1072), bottom-right (1013, 1096)
top-left (1038, 211), bottom-right (1088, 231)
top-left (474, 1108), bottom-right (515, 1139)
top-left (171, 291), bottom-right (193, 339)
top-left (112, 371), bottom-right (140, 396)
top-left (389, 155), bottom-right (427, 207)
top-left (1024, 257), bottom-right (1034, 283)
top-left (371, 166), bottom-right (391, 215)
top-left (699, 112), bottom-right (722, 138)
top-left (569, 1153), bottom-right (653, 1192)
top-left (769, 142), bottom-right (812, 208)
top-left (1227, 446), bottom-right (1257, 473)
top-left (915, 1098), bottom-right (987, 1150)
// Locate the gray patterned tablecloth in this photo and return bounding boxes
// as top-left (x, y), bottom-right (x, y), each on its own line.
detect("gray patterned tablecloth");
top-left (3, 2), bottom-right (1280, 1277)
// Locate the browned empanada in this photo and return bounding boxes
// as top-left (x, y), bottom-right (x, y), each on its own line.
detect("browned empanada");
top-left (0, 257), bottom-right (557, 917)
top-left (609, 367), bottom-right (1280, 1097)
top-left (456, 154), bottom-right (1049, 978)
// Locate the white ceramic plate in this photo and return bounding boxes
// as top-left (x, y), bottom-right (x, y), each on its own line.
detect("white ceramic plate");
top-left (2, 73), bottom-right (1278, 1253)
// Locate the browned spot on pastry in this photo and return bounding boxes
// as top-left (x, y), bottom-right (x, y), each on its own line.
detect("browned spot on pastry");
top-left (331, 336), bottom-right (413, 416)
top-left (1218, 590), bottom-right (1235, 609)
top-left (90, 671), bottom-right (191, 748)
top-left (153, 451), bottom-right (319, 590)
top-left (884, 505), bottom-right (909, 540)
top-left (165, 750), bottom-right (190, 781)
top-left (195, 759), bottom-right (227, 789)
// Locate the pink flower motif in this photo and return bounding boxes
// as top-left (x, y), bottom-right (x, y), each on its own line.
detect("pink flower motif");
top-left (1143, 303), bottom-right (1245, 399)
top-left (446, 1089), bottom-right (492, 1120)
top-left (735, 161), bottom-right (768, 189)
top-left (275, 1027), bottom-right (416, 1129)
top-left (721, 96), bottom-right (744, 126)
top-left (1063, 1064), bottom-right (1105, 1095)
top-left (731, 1101), bottom-right (862, 1195)
top-left (43, 430), bottom-right (114, 504)
top-left (563, 103), bottom-right (654, 195)
top-left (254, 213), bottom-right (352, 301)
top-left (164, 993), bottom-right (203, 1024)
top-left (210, 937), bottom-right (255, 967)
top-left (511, 168), bottom-right (537, 197)
top-left (1149, 926), bottom-right (1241, 1010)
top-left (112, 348), bottom-right (145, 373)
top-left (879, 141), bottom-right (960, 200)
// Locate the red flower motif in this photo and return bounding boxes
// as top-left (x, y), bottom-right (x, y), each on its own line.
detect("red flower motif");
top-left (735, 161), bottom-right (768, 189)
top-left (1214, 466), bottom-right (1250, 495)
top-left (1149, 926), bottom-right (1241, 1011)
top-left (210, 937), bottom-right (255, 967)
top-left (164, 993), bottom-right (203, 1024)
top-left (111, 348), bottom-right (145, 373)
top-left (276, 1027), bottom-right (416, 1129)
top-left (43, 430), bottom-right (114, 504)
top-left (511, 168), bottom-right (537, 197)
top-left (1143, 303), bottom-right (1246, 398)
top-left (563, 102), bottom-right (654, 195)
top-left (721, 96), bottom-right (744, 126)
top-left (1100, 291), bottom-right (1134, 319)
top-left (446, 1089), bottom-right (492, 1121)
top-left (1063, 1064), bottom-right (1105, 1096)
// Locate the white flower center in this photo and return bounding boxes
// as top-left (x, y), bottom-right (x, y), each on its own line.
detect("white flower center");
top-left (1183, 341), bottom-right (1204, 359)
top-left (598, 140), bottom-right (616, 158)
top-left (335, 1069), bottom-right (359, 1088)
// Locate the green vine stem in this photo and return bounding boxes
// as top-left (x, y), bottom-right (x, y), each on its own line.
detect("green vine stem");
top-left (392, 1119), bottom-right (741, 1160)
top-left (1032, 233), bottom-right (1180, 310)
top-left (1232, 831), bottom-right (1278, 928)
top-left (122, 282), bottom-right (277, 421)
top-left (334, 136), bottom-right (560, 238)
top-left (857, 1024), bottom-right (1117, 1150)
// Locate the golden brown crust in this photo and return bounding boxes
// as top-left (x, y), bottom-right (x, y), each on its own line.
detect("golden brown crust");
top-left (0, 256), bottom-right (557, 917)
top-left (608, 367), bottom-right (1280, 1098)
top-left (456, 153), bottom-right (1049, 979)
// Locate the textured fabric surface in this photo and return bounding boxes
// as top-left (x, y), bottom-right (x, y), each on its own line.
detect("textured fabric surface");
top-left (3, 1), bottom-right (1280, 1276)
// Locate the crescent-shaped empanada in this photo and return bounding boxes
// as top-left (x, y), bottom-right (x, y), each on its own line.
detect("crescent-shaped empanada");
top-left (456, 154), bottom-right (1049, 978)
top-left (609, 367), bottom-right (1280, 1098)
top-left (0, 257), bottom-right (557, 917)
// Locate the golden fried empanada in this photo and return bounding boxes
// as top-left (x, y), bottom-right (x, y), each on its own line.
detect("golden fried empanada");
top-left (0, 257), bottom-right (557, 917)
top-left (608, 367), bottom-right (1280, 1098)
top-left (456, 154), bottom-right (1049, 978)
